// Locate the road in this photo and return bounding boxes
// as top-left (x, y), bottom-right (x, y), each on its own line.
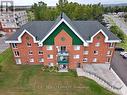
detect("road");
top-left (104, 14), bottom-right (127, 35)
top-left (111, 51), bottom-right (127, 86)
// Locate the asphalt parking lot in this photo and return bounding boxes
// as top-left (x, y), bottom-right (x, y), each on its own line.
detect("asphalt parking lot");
top-left (111, 51), bottom-right (127, 86)
top-left (0, 35), bottom-right (9, 53)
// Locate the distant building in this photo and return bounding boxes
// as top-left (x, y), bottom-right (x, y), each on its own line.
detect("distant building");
top-left (0, 11), bottom-right (28, 33)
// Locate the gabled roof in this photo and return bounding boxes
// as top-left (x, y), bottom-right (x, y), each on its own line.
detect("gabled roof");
top-left (6, 13), bottom-right (120, 44)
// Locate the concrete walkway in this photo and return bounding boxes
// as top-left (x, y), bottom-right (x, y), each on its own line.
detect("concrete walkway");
top-left (76, 64), bottom-right (123, 94)
top-left (82, 64), bottom-right (122, 88)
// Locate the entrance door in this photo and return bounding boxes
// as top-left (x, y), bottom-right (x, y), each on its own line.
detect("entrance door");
top-left (77, 63), bottom-right (81, 68)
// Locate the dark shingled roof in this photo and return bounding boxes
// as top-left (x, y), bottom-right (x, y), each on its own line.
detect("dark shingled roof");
top-left (7, 13), bottom-right (120, 41)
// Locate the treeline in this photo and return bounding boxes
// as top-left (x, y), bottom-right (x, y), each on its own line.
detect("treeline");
top-left (30, 0), bottom-right (104, 22)
top-left (29, 0), bottom-right (127, 21)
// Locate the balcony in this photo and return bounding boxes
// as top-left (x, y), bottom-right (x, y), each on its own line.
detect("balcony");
top-left (57, 56), bottom-right (69, 64)
top-left (57, 51), bottom-right (69, 56)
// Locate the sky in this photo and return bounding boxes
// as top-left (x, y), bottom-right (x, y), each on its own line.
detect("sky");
top-left (4, 0), bottom-right (127, 6)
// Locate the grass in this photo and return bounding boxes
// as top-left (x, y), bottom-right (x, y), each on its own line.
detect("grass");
top-left (0, 49), bottom-right (116, 95)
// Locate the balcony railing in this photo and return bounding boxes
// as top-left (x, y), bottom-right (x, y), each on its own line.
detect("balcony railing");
top-left (58, 59), bottom-right (68, 64)
top-left (57, 51), bottom-right (69, 56)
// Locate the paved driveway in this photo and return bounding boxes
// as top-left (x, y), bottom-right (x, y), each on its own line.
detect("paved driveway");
top-left (111, 51), bottom-right (127, 86)
top-left (0, 36), bottom-right (9, 53)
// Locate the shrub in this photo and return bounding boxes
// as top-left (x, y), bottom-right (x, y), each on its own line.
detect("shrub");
top-left (41, 65), bottom-right (58, 72)
top-left (0, 65), bottom-right (2, 72)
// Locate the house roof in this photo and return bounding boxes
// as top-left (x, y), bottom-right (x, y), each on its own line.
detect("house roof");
top-left (6, 13), bottom-right (120, 42)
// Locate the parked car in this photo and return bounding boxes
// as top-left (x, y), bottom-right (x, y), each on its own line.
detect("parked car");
top-left (120, 52), bottom-right (127, 56)
top-left (123, 54), bottom-right (127, 59)
top-left (115, 47), bottom-right (124, 51)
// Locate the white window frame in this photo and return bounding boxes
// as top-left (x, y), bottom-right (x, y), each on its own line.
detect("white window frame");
top-left (38, 50), bottom-right (43, 55)
top-left (14, 51), bottom-right (20, 57)
top-left (93, 58), bottom-right (97, 62)
top-left (12, 43), bottom-right (17, 48)
top-left (106, 57), bottom-right (111, 63)
top-left (83, 58), bottom-right (88, 62)
top-left (39, 58), bottom-right (44, 62)
top-left (47, 54), bottom-right (53, 59)
top-left (94, 50), bottom-right (98, 55)
top-left (15, 59), bottom-right (21, 64)
top-left (29, 51), bottom-right (33, 55)
top-left (84, 50), bottom-right (88, 55)
top-left (109, 43), bottom-right (114, 48)
top-left (95, 42), bottom-right (100, 47)
top-left (73, 55), bottom-right (80, 59)
top-left (29, 58), bottom-right (34, 62)
top-left (27, 42), bottom-right (31, 47)
top-left (74, 45), bottom-right (80, 50)
top-left (46, 45), bottom-right (53, 50)
top-left (107, 50), bottom-right (112, 56)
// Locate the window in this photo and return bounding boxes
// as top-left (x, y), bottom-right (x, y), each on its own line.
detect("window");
top-left (73, 55), bottom-right (80, 59)
top-left (94, 51), bottom-right (98, 55)
top-left (29, 51), bottom-right (33, 55)
top-left (83, 58), bottom-right (88, 62)
top-left (38, 58), bottom-right (44, 62)
top-left (84, 51), bottom-right (88, 55)
top-left (47, 45), bottom-right (53, 50)
top-left (38, 50), bottom-right (43, 55)
top-left (12, 43), bottom-right (17, 48)
top-left (15, 59), bottom-right (21, 64)
top-left (109, 43), bottom-right (114, 48)
top-left (47, 54), bottom-right (53, 59)
top-left (27, 42), bottom-right (31, 47)
top-left (106, 58), bottom-right (111, 63)
top-left (74, 45), bottom-right (80, 50)
top-left (107, 51), bottom-right (112, 56)
top-left (93, 58), bottom-right (97, 62)
top-left (95, 42), bottom-right (100, 47)
top-left (14, 51), bottom-right (20, 57)
top-left (29, 58), bottom-right (34, 62)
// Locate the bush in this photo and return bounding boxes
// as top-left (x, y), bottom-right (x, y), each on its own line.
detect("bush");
top-left (110, 26), bottom-right (125, 42)
top-left (41, 65), bottom-right (58, 72)
top-left (0, 34), bottom-right (3, 37)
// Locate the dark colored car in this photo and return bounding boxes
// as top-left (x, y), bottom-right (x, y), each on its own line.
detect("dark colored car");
top-left (115, 47), bottom-right (124, 51)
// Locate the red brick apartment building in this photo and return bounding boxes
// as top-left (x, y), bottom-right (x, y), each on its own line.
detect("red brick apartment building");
top-left (5, 13), bottom-right (121, 69)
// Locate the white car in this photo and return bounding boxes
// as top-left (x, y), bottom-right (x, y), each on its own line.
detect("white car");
top-left (120, 52), bottom-right (127, 56)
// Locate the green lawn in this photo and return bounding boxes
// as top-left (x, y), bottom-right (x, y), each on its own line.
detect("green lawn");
top-left (0, 49), bottom-right (116, 95)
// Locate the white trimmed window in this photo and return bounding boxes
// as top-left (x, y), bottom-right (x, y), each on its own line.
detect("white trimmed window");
top-left (38, 50), bottom-right (43, 55)
top-left (46, 45), bottom-right (53, 50)
top-left (29, 51), bottom-right (33, 55)
top-left (29, 58), bottom-right (34, 62)
top-left (47, 54), bottom-right (53, 59)
top-left (106, 58), bottom-right (111, 63)
top-left (93, 58), bottom-right (97, 62)
top-left (74, 45), bottom-right (80, 50)
top-left (14, 51), bottom-right (20, 57)
top-left (107, 51), bottom-right (112, 56)
top-left (12, 43), bottom-right (17, 48)
top-left (15, 59), bottom-right (21, 64)
top-left (84, 51), bottom-right (88, 55)
top-left (38, 58), bottom-right (44, 62)
top-left (27, 42), bottom-right (31, 47)
top-left (109, 43), bottom-right (114, 48)
top-left (73, 55), bottom-right (80, 59)
top-left (94, 50), bottom-right (98, 55)
top-left (95, 42), bottom-right (100, 47)
top-left (83, 58), bottom-right (88, 62)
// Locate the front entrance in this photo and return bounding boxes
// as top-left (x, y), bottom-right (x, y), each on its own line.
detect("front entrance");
top-left (59, 64), bottom-right (68, 70)
top-left (77, 63), bottom-right (81, 68)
